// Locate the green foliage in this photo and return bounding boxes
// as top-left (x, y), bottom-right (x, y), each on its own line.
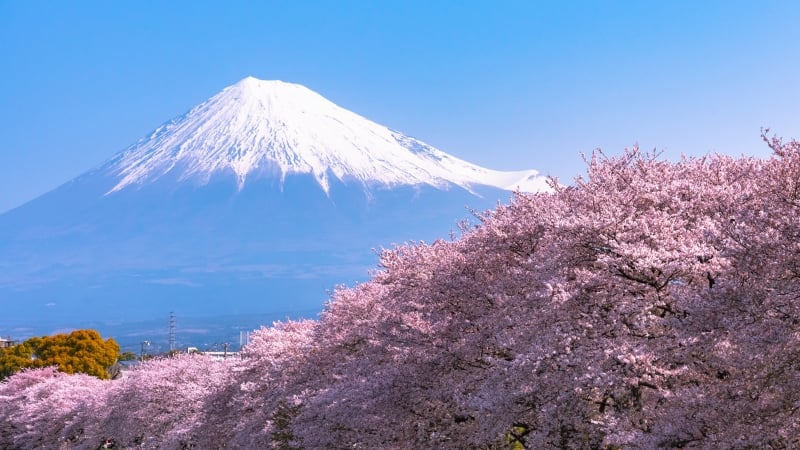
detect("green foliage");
top-left (119, 351), bottom-right (138, 361)
top-left (0, 342), bottom-right (39, 379)
top-left (271, 400), bottom-right (302, 449)
top-left (0, 329), bottom-right (120, 380)
top-left (504, 423), bottom-right (529, 449)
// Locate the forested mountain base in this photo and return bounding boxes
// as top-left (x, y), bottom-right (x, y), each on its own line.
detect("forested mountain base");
top-left (3, 135), bottom-right (800, 448)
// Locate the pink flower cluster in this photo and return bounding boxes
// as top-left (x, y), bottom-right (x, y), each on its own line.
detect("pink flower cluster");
top-left (3, 135), bottom-right (800, 448)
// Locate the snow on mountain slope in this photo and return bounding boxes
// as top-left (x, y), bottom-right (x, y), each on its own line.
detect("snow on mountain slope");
top-left (104, 77), bottom-right (550, 195)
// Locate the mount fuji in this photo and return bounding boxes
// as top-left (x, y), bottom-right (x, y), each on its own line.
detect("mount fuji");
top-left (0, 77), bottom-right (550, 346)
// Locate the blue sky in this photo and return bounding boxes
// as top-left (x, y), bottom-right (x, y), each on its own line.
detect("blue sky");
top-left (1, 0), bottom-right (798, 213)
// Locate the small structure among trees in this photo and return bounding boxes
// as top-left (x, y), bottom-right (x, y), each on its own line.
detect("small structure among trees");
top-left (0, 337), bottom-right (15, 349)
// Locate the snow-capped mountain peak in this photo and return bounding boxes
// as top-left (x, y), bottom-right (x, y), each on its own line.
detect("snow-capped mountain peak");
top-left (105, 77), bottom-right (550, 194)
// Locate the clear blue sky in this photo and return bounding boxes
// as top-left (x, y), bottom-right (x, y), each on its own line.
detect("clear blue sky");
top-left (1, 1), bottom-right (798, 213)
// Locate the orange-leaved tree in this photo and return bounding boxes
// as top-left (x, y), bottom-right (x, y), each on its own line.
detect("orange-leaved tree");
top-left (0, 329), bottom-right (119, 379)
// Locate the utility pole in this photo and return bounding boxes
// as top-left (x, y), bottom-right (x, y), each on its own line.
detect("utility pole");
top-left (168, 311), bottom-right (176, 352)
top-left (140, 341), bottom-right (150, 361)
top-left (223, 342), bottom-right (229, 359)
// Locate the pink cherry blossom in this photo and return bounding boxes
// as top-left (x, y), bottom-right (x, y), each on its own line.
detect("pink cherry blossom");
top-left (3, 135), bottom-right (800, 448)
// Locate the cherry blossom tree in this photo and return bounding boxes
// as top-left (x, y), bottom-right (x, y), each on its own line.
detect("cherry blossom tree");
top-left (98, 353), bottom-right (236, 449)
top-left (274, 138), bottom-right (800, 448)
top-left (195, 319), bottom-right (317, 448)
top-left (3, 136), bottom-right (800, 448)
top-left (0, 367), bottom-right (110, 449)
